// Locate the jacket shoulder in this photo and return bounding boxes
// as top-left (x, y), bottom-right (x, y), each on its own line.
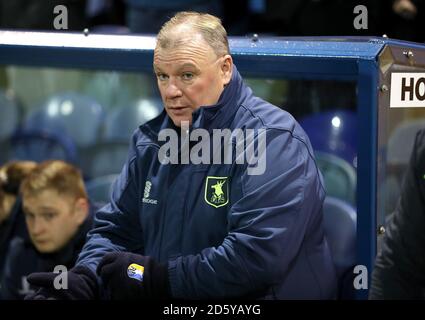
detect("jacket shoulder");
top-left (238, 95), bottom-right (312, 147)
top-left (134, 111), bottom-right (167, 144)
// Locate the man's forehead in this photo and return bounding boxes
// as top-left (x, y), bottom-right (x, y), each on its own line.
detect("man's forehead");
top-left (155, 30), bottom-right (216, 56)
top-left (154, 44), bottom-right (215, 69)
top-left (167, 24), bottom-right (205, 42)
top-left (23, 201), bottom-right (59, 215)
top-left (24, 190), bottom-right (73, 206)
top-left (24, 195), bottom-right (55, 205)
top-left (24, 203), bottom-right (57, 211)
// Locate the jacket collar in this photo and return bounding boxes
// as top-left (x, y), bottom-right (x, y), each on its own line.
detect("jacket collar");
top-left (190, 64), bottom-right (246, 131)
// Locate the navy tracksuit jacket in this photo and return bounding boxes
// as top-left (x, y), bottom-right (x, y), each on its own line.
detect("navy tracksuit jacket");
top-left (77, 65), bottom-right (337, 299)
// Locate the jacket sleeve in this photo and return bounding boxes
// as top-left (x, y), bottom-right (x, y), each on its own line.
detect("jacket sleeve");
top-left (76, 135), bottom-right (144, 274)
top-left (168, 129), bottom-right (326, 298)
top-left (370, 130), bottom-right (425, 299)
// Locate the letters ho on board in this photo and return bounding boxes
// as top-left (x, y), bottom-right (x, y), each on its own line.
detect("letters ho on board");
top-left (390, 73), bottom-right (425, 108)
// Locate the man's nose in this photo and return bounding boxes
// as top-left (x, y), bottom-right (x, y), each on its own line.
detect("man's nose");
top-left (165, 80), bottom-right (183, 99)
top-left (31, 218), bottom-right (46, 235)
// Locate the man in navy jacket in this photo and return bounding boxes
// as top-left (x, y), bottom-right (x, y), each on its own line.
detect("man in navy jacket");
top-left (370, 129), bottom-right (425, 299)
top-left (27, 11), bottom-right (337, 300)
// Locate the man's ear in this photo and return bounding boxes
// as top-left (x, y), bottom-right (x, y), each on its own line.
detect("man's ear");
top-left (74, 198), bottom-right (89, 226)
top-left (221, 54), bottom-right (233, 86)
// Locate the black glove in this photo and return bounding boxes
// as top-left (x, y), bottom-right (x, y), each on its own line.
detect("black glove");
top-left (25, 265), bottom-right (99, 300)
top-left (96, 252), bottom-right (169, 300)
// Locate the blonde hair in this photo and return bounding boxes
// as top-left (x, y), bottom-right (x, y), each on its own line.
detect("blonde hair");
top-left (157, 11), bottom-right (229, 57)
top-left (21, 160), bottom-right (87, 200)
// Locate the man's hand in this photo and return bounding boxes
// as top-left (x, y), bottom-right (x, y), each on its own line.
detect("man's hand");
top-left (25, 265), bottom-right (98, 300)
top-left (96, 252), bottom-right (169, 300)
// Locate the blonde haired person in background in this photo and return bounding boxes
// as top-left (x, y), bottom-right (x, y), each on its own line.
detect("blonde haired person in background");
top-left (0, 160), bottom-right (96, 300)
top-left (0, 161), bottom-right (36, 284)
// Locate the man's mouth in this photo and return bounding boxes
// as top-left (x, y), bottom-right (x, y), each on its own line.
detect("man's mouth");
top-left (33, 239), bottom-right (49, 244)
top-left (168, 106), bottom-right (189, 115)
top-left (168, 106), bottom-right (188, 110)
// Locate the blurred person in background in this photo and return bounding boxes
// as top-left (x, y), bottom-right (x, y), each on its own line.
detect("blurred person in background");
top-left (0, 160), bottom-right (95, 300)
top-left (370, 130), bottom-right (425, 299)
top-left (383, 0), bottom-right (425, 42)
top-left (0, 161), bottom-right (36, 284)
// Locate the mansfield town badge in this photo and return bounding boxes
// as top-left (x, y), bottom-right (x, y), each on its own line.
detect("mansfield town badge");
top-left (204, 176), bottom-right (229, 208)
top-left (127, 263), bottom-right (144, 282)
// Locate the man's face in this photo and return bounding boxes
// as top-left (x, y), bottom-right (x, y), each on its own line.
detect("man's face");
top-left (23, 189), bottom-right (87, 253)
top-left (153, 32), bottom-right (232, 127)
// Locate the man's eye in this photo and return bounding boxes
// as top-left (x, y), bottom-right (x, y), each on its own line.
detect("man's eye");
top-left (25, 213), bottom-right (34, 220)
top-left (157, 73), bottom-right (168, 81)
top-left (43, 213), bottom-right (55, 221)
top-left (182, 73), bottom-right (194, 80)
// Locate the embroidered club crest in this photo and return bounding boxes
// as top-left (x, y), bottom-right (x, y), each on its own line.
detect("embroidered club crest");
top-left (204, 176), bottom-right (229, 208)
